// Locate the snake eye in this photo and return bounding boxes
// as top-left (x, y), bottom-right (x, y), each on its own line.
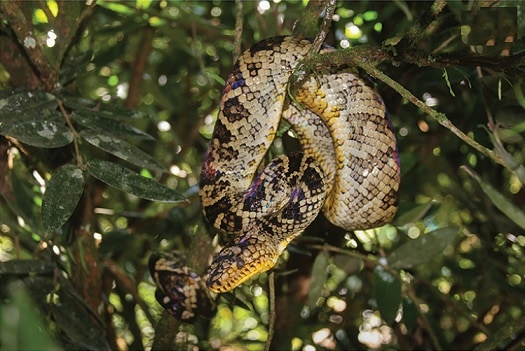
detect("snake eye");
top-left (235, 257), bottom-right (245, 268)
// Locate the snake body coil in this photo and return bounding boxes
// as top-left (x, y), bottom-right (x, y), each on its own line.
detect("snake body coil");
top-left (200, 36), bottom-right (400, 293)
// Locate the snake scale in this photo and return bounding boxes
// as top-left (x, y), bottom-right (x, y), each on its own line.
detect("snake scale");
top-left (151, 36), bottom-right (400, 319)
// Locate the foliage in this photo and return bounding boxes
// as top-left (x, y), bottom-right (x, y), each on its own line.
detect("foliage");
top-left (1, 0), bottom-right (524, 350)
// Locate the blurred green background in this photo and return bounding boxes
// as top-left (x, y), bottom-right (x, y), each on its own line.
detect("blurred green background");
top-left (0, 1), bottom-right (524, 350)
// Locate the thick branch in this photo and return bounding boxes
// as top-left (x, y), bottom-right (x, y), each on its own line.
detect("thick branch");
top-left (290, 45), bottom-right (517, 171)
top-left (292, 0), bottom-right (327, 38)
top-left (0, 1), bottom-right (58, 90)
top-left (125, 26), bottom-right (155, 109)
top-left (301, 46), bottom-right (524, 80)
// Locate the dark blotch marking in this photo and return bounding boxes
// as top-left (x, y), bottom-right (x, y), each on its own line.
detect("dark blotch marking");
top-left (213, 122), bottom-right (233, 142)
top-left (300, 159), bottom-right (324, 189)
top-left (249, 36), bottom-right (286, 55)
top-left (235, 257), bottom-right (245, 268)
top-left (223, 96), bottom-right (251, 123)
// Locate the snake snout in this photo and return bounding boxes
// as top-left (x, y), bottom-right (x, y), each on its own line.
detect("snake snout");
top-left (206, 234), bottom-right (281, 293)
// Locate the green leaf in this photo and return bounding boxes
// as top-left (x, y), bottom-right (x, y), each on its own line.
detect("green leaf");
top-left (80, 130), bottom-right (166, 172)
top-left (206, 70), bottom-right (226, 86)
top-left (497, 127), bottom-right (523, 144)
top-left (0, 91), bottom-right (56, 119)
top-left (0, 115), bottom-right (74, 148)
top-left (21, 276), bottom-right (112, 350)
top-left (59, 50), bottom-right (93, 86)
top-left (2, 280), bottom-right (61, 351)
top-left (42, 164), bottom-right (85, 233)
top-left (332, 254), bottom-right (363, 275)
top-left (86, 160), bottom-right (187, 202)
top-left (474, 318), bottom-right (525, 351)
top-left (399, 151), bottom-right (417, 176)
top-left (374, 266), bottom-right (401, 325)
top-left (12, 169), bottom-right (38, 223)
top-left (306, 250), bottom-right (330, 309)
top-left (442, 68), bottom-right (456, 97)
top-left (0, 260), bottom-right (55, 275)
top-left (393, 201), bottom-right (434, 226)
top-left (0, 91), bottom-right (73, 148)
top-left (402, 297), bottom-right (418, 331)
top-left (462, 166), bottom-right (525, 230)
top-left (60, 96), bottom-right (148, 120)
top-left (48, 279), bottom-right (111, 350)
top-left (72, 110), bottom-right (154, 140)
top-left (388, 227), bottom-right (458, 269)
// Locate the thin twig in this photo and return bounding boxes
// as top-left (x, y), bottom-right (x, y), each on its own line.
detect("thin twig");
top-left (57, 100), bottom-right (82, 168)
top-left (353, 60), bottom-right (508, 170)
top-left (292, 0), bottom-right (327, 38)
top-left (104, 258), bottom-right (157, 326)
top-left (264, 271), bottom-right (276, 351)
top-left (307, 243), bottom-right (403, 279)
top-left (405, 289), bottom-right (443, 350)
top-left (233, 0), bottom-right (244, 62)
top-left (125, 26), bottom-right (155, 109)
top-left (307, 243), bottom-right (377, 263)
top-left (309, 0), bottom-right (336, 54)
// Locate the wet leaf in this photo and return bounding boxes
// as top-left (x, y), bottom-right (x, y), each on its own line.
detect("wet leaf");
top-left (42, 164), bottom-right (85, 233)
top-left (59, 50), bottom-right (93, 86)
top-left (0, 109), bottom-right (73, 148)
top-left (0, 90), bottom-right (56, 118)
top-left (81, 130), bottom-right (166, 172)
top-left (374, 266), bottom-right (401, 325)
top-left (388, 227), bottom-right (458, 269)
top-left (72, 110), bottom-right (154, 140)
top-left (86, 160), bottom-right (186, 202)
top-left (60, 96), bottom-right (148, 120)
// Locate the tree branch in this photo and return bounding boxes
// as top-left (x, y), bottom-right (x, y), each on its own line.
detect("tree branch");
top-left (233, 0), bottom-right (243, 62)
top-left (125, 26), bottom-right (155, 109)
top-left (0, 1), bottom-right (58, 90)
top-left (353, 60), bottom-right (508, 170)
top-left (289, 42), bottom-right (522, 172)
top-left (292, 0), bottom-right (327, 38)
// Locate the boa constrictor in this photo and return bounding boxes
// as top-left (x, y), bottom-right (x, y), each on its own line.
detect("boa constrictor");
top-left (151, 35), bottom-right (399, 319)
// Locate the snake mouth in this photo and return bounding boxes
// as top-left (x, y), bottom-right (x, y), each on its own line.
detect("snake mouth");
top-left (206, 235), bottom-right (281, 293)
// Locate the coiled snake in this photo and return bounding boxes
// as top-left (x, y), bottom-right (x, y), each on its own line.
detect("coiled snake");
top-left (150, 36), bottom-right (400, 319)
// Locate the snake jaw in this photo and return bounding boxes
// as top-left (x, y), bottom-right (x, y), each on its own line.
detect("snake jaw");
top-left (206, 230), bottom-right (288, 293)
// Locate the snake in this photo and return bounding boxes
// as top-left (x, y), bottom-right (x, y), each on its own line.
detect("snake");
top-left (151, 36), bottom-right (399, 318)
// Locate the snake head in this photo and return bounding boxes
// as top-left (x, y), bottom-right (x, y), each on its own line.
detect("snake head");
top-left (206, 229), bottom-right (296, 293)
top-left (149, 252), bottom-right (217, 321)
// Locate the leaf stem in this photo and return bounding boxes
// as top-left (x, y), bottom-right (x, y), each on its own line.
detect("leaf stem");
top-left (264, 271), bottom-right (276, 351)
top-left (57, 99), bottom-right (83, 168)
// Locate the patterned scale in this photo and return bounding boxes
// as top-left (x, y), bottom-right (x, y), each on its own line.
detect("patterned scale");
top-left (152, 36), bottom-right (400, 304)
top-left (199, 36), bottom-right (400, 293)
top-left (149, 252), bottom-right (216, 321)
